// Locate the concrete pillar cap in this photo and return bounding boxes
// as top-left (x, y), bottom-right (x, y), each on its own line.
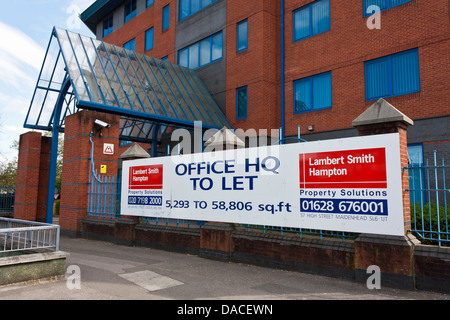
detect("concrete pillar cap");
top-left (119, 143), bottom-right (151, 160)
top-left (204, 127), bottom-right (245, 148)
top-left (352, 98), bottom-right (414, 127)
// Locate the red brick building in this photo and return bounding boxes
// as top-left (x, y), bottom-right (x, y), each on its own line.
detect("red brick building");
top-left (81, 0), bottom-right (450, 164)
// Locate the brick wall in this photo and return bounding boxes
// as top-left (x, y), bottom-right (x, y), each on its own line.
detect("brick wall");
top-left (95, 0), bottom-right (450, 143)
top-left (284, 0), bottom-right (450, 137)
top-left (414, 245), bottom-right (450, 293)
top-left (60, 110), bottom-right (120, 233)
top-left (226, 0), bottom-right (281, 132)
top-left (103, 0), bottom-right (176, 61)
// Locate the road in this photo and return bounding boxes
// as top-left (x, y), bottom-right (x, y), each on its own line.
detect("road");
top-left (0, 236), bottom-right (448, 302)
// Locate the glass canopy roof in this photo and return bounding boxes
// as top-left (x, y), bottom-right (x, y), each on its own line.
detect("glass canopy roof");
top-left (25, 28), bottom-right (231, 142)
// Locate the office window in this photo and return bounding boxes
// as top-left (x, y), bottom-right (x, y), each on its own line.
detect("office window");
top-left (237, 19), bottom-right (248, 53)
top-left (363, 0), bottom-right (413, 16)
top-left (365, 48), bottom-right (420, 101)
top-left (145, 28), bottom-right (154, 51)
top-left (294, 71), bottom-right (332, 114)
top-left (124, 38), bottom-right (135, 51)
top-left (146, 0), bottom-right (154, 8)
top-left (236, 86), bottom-right (248, 120)
top-left (293, 0), bottom-right (330, 42)
top-left (163, 5), bottom-right (170, 31)
top-left (103, 16), bottom-right (113, 38)
top-left (180, 0), bottom-right (218, 21)
top-left (178, 32), bottom-right (223, 69)
top-left (124, 0), bottom-right (137, 23)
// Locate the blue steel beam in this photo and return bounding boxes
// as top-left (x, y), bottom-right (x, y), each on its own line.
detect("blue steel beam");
top-left (78, 100), bottom-right (221, 130)
top-left (46, 77), bottom-right (71, 224)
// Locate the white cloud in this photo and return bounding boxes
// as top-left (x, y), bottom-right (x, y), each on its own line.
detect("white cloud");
top-left (0, 22), bottom-right (45, 89)
top-left (0, 21), bottom-right (45, 70)
top-left (65, 0), bottom-right (96, 31)
top-left (0, 22), bottom-right (47, 160)
top-left (3, 124), bottom-right (28, 135)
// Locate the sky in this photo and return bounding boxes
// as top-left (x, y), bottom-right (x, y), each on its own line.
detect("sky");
top-left (0, 0), bottom-right (96, 161)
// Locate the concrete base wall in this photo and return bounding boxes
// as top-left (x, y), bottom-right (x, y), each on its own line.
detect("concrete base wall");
top-left (0, 251), bottom-right (68, 286)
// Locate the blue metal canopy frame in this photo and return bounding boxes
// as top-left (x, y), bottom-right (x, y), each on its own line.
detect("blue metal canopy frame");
top-left (25, 27), bottom-right (231, 136)
top-left (25, 27), bottom-right (232, 223)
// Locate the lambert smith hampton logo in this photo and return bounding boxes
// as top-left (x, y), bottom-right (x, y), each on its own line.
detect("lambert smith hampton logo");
top-left (299, 148), bottom-right (387, 189)
top-left (128, 165), bottom-right (164, 190)
top-left (127, 164), bottom-right (164, 208)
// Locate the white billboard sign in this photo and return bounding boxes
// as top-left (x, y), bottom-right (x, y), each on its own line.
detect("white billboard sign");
top-left (121, 133), bottom-right (404, 236)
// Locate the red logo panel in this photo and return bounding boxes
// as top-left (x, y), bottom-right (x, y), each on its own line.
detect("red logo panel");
top-left (129, 165), bottom-right (163, 190)
top-left (299, 148), bottom-right (387, 189)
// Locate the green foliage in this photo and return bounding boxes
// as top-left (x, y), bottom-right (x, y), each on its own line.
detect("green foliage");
top-left (0, 158), bottom-right (17, 188)
top-left (411, 201), bottom-right (449, 243)
top-left (54, 199), bottom-right (61, 216)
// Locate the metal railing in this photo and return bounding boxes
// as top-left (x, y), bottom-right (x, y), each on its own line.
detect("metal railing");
top-left (408, 151), bottom-right (449, 246)
top-left (0, 218), bottom-right (60, 254)
top-left (88, 170), bottom-right (120, 220)
top-left (0, 186), bottom-right (15, 214)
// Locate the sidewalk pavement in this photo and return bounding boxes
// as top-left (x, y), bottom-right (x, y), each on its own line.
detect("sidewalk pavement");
top-left (0, 235), bottom-right (448, 301)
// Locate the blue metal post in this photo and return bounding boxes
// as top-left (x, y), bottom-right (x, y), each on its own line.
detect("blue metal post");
top-left (280, 0), bottom-right (286, 142)
top-left (46, 77), bottom-right (71, 224)
top-left (152, 125), bottom-right (161, 158)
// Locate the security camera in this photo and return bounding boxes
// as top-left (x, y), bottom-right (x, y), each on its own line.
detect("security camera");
top-left (95, 119), bottom-right (111, 129)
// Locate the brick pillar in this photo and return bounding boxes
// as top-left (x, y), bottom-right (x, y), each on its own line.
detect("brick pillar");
top-left (352, 98), bottom-right (420, 290)
top-left (36, 136), bottom-right (51, 222)
top-left (60, 110), bottom-right (120, 235)
top-left (200, 223), bottom-right (235, 261)
top-left (14, 132), bottom-right (51, 222)
top-left (113, 144), bottom-right (151, 246)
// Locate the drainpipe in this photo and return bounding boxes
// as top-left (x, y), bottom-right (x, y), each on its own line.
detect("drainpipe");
top-left (280, 0), bottom-right (286, 144)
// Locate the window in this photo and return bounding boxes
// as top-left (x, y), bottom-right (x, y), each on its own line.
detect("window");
top-left (178, 32), bottom-right (223, 69)
top-left (120, 140), bottom-right (132, 147)
top-left (237, 19), bottom-right (248, 53)
top-left (294, 71), bottom-right (332, 114)
top-left (293, 0), bottom-right (330, 42)
top-left (180, 0), bottom-right (218, 21)
top-left (146, 0), bottom-right (154, 8)
top-left (161, 56), bottom-right (169, 62)
top-left (124, 0), bottom-right (137, 23)
top-left (236, 86), bottom-right (248, 120)
top-left (103, 16), bottom-right (113, 38)
top-left (407, 144), bottom-right (425, 204)
top-left (163, 5), bottom-right (170, 31)
top-left (145, 28), bottom-right (154, 51)
top-left (363, 0), bottom-right (413, 16)
top-left (124, 38), bottom-right (136, 51)
top-left (365, 48), bottom-right (420, 101)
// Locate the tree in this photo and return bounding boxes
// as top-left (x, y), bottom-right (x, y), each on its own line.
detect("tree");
top-left (0, 137), bottom-right (18, 188)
